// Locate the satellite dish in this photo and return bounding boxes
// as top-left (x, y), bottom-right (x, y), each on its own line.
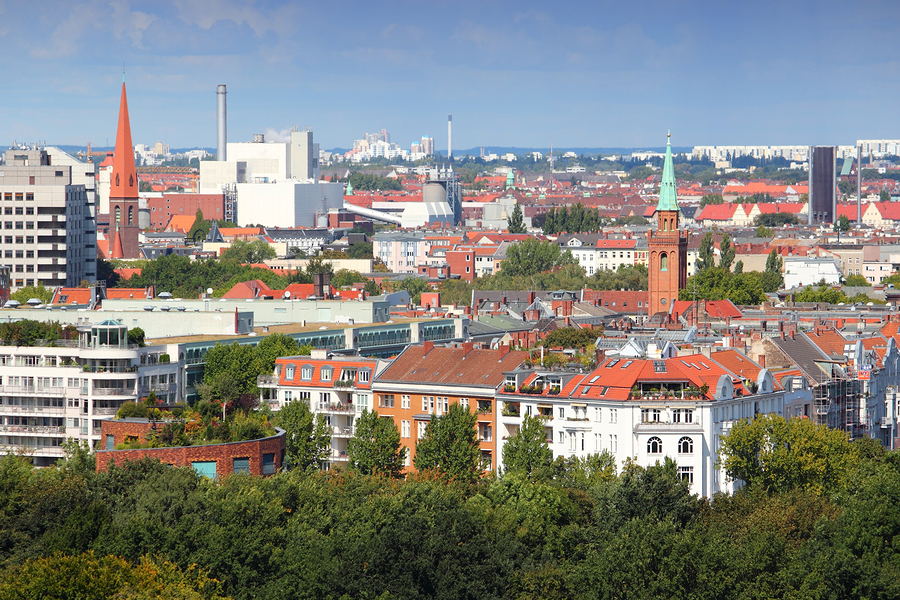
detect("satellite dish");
top-left (284, 291), bottom-right (291, 299)
top-left (207, 288), bottom-right (213, 295)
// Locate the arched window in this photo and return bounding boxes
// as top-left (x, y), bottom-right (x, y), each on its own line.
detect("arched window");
top-left (115, 174), bottom-right (120, 187)
top-left (647, 436), bottom-right (662, 454)
top-left (114, 206), bottom-right (121, 223)
top-left (128, 206), bottom-right (134, 225)
top-left (129, 174), bottom-right (134, 187)
top-left (678, 436), bottom-right (693, 454)
top-left (660, 252), bottom-right (668, 271)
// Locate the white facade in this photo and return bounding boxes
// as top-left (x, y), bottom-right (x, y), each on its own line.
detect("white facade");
top-left (0, 147), bottom-right (97, 289)
top-left (373, 232), bottom-right (430, 273)
top-left (0, 320), bottom-right (181, 466)
top-left (235, 181), bottom-right (343, 228)
top-left (783, 257), bottom-right (842, 289)
top-left (496, 369), bottom-right (812, 497)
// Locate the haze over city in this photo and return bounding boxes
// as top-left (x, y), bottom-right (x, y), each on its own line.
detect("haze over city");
top-left (2, 0), bottom-right (899, 150)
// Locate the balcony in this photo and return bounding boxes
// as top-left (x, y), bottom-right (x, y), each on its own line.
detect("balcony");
top-left (317, 402), bottom-right (356, 413)
top-left (0, 385), bottom-right (66, 396)
top-left (92, 388), bottom-right (134, 396)
top-left (0, 425), bottom-right (65, 434)
top-left (138, 384), bottom-right (177, 396)
top-left (92, 407), bottom-right (120, 415)
top-left (332, 425), bottom-right (355, 437)
top-left (257, 375), bottom-right (278, 387)
top-left (333, 379), bottom-right (356, 389)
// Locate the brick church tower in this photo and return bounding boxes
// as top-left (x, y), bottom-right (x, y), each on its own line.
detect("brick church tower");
top-left (648, 133), bottom-right (688, 319)
top-left (108, 80), bottom-right (141, 259)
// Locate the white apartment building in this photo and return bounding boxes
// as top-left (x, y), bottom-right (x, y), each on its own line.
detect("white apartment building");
top-left (374, 231), bottom-right (431, 273)
top-left (0, 319), bottom-right (181, 466)
top-left (257, 353), bottom-right (390, 468)
top-left (496, 354), bottom-right (813, 497)
top-left (0, 146), bottom-right (97, 290)
top-left (558, 235), bottom-right (637, 276)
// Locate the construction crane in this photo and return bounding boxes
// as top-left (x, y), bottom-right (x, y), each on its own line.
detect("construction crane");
top-left (76, 142), bottom-right (111, 160)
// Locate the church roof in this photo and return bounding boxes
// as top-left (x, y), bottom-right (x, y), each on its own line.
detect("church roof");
top-left (656, 133), bottom-right (679, 212)
top-left (110, 81), bottom-right (138, 201)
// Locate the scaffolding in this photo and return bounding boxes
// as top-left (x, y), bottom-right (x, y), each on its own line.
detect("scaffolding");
top-left (223, 183), bottom-right (237, 224)
top-left (813, 377), bottom-right (864, 439)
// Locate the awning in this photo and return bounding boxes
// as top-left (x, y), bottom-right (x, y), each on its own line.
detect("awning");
top-left (570, 402), bottom-right (587, 408)
top-left (536, 403), bottom-right (553, 408)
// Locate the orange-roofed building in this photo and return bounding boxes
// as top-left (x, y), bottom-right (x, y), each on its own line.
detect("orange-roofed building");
top-left (165, 215), bottom-right (197, 235)
top-left (115, 267), bottom-right (143, 281)
top-left (373, 342), bottom-right (529, 474)
top-left (495, 349), bottom-right (812, 497)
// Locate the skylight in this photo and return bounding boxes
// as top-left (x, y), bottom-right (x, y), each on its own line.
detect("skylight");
top-left (607, 359), bottom-right (620, 368)
top-left (653, 361), bottom-right (666, 373)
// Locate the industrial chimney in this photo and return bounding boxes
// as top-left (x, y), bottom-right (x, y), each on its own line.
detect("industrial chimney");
top-left (217, 85), bottom-right (227, 161)
top-left (447, 114), bottom-right (452, 160)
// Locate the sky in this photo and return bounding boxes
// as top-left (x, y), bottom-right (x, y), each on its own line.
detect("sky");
top-left (1, 0), bottom-right (899, 152)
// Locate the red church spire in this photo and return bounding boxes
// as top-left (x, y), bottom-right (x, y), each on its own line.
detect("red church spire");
top-left (110, 82), bottom-right (138, 200)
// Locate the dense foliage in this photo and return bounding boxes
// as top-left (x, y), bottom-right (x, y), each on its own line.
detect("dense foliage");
top-left (3, 415), bottom-right (900, 599)
top-left (348, 172), bottom-right (402, 191)
top-left (0, 320), bottom-right (77, 347)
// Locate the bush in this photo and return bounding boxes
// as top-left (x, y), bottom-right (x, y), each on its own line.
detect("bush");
top-left (116, 401), bottom-right (149, 419)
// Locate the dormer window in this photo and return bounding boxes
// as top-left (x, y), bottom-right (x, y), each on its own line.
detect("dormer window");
top-left (285, 365), bottom-right (295, 380)
top-left (320, 367), bottom-right (332, 382)
top-left (301, 365), bottom-right (313, 381)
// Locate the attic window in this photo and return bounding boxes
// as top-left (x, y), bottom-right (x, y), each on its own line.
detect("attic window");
top-left (623, 360), bottom-right (633, 368)
top-left (581, 386), bottom-right (590, 395)
top-left (600, 386), bottom-right (609, 396)
top-left (589, 375), bottom-right (600, 383)
top-left (607, 359), bottom-right (620, 368)
top-left (653, 361), bottom-right (666, 373)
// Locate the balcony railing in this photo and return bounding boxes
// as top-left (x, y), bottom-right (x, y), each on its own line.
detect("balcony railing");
top-left (92, 388), bottom-right (134, 396)
top-left (257, 375), bottom-right (278, 386)
top-left (332, 426), bottom-right (355, 437)
top-left (318, 402), bottom-right (356, 413)
top-left (333, 379), bottom-right (356, 389)
top-left (0, 425), bottom-right (65, 434)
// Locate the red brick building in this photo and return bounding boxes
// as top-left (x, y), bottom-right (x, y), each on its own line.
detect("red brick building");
top-left (147, 193), bottom-right (226, 230)
top-left (648, 135), bottom-right (688, 318)
top-left (95, 418), bottom-right (285, 478)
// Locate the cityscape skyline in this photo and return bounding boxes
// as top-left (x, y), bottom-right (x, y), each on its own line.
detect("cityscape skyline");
top-left (1, 1), bottom-right (899, 150)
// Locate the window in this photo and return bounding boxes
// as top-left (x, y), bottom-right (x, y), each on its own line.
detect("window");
top-left (359, 369), bottom-right (370, 383)
top-left (401, 420), bottom-right (410, 438)
top-left (609, 434), bottom-right (617, 452)
top-left (678, 466), bottom-right (694, 484)
top-left (401, 394), bottom-right (410, 409)
top-left (678, 437), bottom-right (693, 454)
top-left (285, 365), bottom-right (295, 380)
top-left (417, 421), bottom-right (427, 439)
top-left (192, 461), bottom-right (218, 479)
top-left (300, 365), bottom-right (313, 380)
top-left (610, 408), bottom-right (617, 424)
top-left (558, 407), bottom-right (565, 419)
top-left (595, 407), bottom-right (602, 421)
top-left (380, 394), bottom-right (395, 408)
top-left (660, 252), bottom-right (668, 271)
top-left (262, 453), bottom-right (276, 475)
top-left (422, 396), bottom-right (428, 411)
top-left (647, 436), bottom-right (663, 454)
top-left (320, 368), bottom-right (332, 382)
top-left (460, 398), bottom-right (469, 409)
top-left (641, 408), bottom-right (661, 423)
top-left (233, 457), bottom-right (250, 474)
top-left (558, 431), bottom-right (565, 444)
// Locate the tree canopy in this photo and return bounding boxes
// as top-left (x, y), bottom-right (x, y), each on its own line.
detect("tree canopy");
top-left (346, 409), bottom-right (406, 478)
top-left (507, 203), bottom-right (526, 233)
top-left (275, 400), bottom-right (332, 472)
top-left (414, 402), bottom-right (481, 483)
top-left (501, 238), bottom-right (577, 277)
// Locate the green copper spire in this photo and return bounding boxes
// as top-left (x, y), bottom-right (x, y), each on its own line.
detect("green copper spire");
top-left (656, 132), bottom-right (678, 212)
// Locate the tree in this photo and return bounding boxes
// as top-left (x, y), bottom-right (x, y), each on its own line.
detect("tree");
top-left (719, 233), bottom-right (735, 272)
top-left (332, 269), bottom-right (367, 288)
top-left (414, 402), bottom-right (480, 483)
top-left (880, 189), bottom-right (891, 202)
top-left (502, 238), bottom-right (577, 277)
top-left (275, 400), bottom-right (331, 472)
top-left (795, 285), bottom-right (849, 304)
top-left (755, 225), bottom-right (774, 238)
top-left (347, 241), bottom-right (374, 259)
top-left (718, 413), bottom-right (860, 495)
top-left (346, 409), bottom-right (406, 478)
top-left (733, 260), bottom-right (743, 274)
top-left (187, 209), bottom-right (208, 242)
top-left (765, 249), bottom-right (783, 289)
top-left (502, 414), bottom-right (553, 478)
top-left (220, 240), bottom-right (277, 264)
top-left (833, 214), bottom-right (851, 233)
top-left (507, 203), bottom-right (526, 234)
top-left (363, 279), bottom-right (382, 296)
top-left (843, 274), bottom-right (869, 287)
top-left (699, 193), bottom-right (724, 207)
top-left (755, 212), bottom-right (799, 227)
top-left (126, 327), bottom-right (145, 347)
top-left (394, 276), bottom-right (428, 305)
top-left (10, 284), bottom-right (53, 305)
top-left (696, 232), bottom-right (715, 273)
top-left (540, 327), bottom-right (598, 349)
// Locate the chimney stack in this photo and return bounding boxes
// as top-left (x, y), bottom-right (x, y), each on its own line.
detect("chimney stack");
top-left (217, 85), bottom-right (227, 161)
top-left (758, 354), bottom-right (766, 368)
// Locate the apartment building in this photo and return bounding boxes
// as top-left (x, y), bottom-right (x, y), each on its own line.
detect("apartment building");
top-left (257, 353), bottom-right (390, 468)
top-left (372, 342), bottom-right (528, 472)
top-left (0, 146), bottom-right (97, 289)
top-left (557, 235), bottom-right (638, 276)
top-left (495, 350), bottom-right (813, 496)
top-left (0, 319), bottom-right (180, 466)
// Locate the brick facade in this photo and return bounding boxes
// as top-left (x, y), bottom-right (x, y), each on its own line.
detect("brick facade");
top-left (95, 419), bottom-right (285, 477)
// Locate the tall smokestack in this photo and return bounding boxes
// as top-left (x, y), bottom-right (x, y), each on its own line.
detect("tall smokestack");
top-left (217, 85), bottom-right (227, 161)
top-left (447, 114), bottom-right (452, 160)
top-left (857, 144), bottom-right (862, 224)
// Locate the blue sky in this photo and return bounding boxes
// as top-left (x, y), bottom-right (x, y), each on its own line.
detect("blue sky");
top-left (1, 0), bottom-right (899, 152)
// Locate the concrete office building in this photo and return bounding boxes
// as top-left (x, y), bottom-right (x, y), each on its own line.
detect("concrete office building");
top-left (0, 146), bottom-right (97, 289)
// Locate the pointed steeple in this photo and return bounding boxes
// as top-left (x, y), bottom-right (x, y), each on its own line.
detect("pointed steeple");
top-left (110, 229), bottom-right (125, 259)
top-left (656, 132), bottom-right (678, 212)
top-left (110, 82), bottom-right (138, 200)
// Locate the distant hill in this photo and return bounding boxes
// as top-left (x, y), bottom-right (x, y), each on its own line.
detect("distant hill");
top-left (325, 146), bottom-right (692, 156)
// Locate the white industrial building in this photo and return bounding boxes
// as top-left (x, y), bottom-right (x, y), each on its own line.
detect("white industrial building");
top-left (783, 257), bottom-right (842, 289)
top-left (200, 130), bottom-right (343, 227)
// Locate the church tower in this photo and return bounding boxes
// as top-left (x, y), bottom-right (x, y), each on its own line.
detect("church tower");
top-left (109, 80), bottom-right (141, 258)
top-left (648, 133), bottom-right (688, 319)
